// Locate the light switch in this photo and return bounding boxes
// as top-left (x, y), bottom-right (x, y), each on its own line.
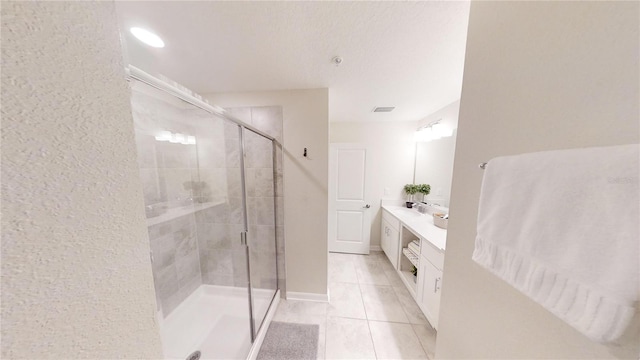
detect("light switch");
top-left (384, 187), bottom-right (390, 196)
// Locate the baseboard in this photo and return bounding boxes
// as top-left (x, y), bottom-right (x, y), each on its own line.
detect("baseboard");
top-left (370, 245), bottom-right (382, 252)
top-left (286, 291), bottom-right (329, 303)
top-left (247, 289), bottom-right (280, 360)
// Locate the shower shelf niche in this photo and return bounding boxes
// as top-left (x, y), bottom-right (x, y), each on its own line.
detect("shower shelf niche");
top-left (146, 199), bottom-right (226, 227)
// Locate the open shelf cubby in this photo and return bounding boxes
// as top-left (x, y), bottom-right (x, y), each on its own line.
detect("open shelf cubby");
top-left (399, 224), bottom-right (421, 292)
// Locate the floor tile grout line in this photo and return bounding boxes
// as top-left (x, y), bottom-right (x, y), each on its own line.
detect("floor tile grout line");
top-left (323, 295), bottom-right (328, 360)
top-left (330, 315), bottom-right (422, 326)
top-left (368, 252), bottom-right (400, 359)
top-left (410, 323), bottom-right (432, 359)
top-left (349, 253), bottom-right (379, 359)
top-left (379, 254), bottom-right (423, 317)
top-left (389, 274), bottom-right (418, 326)
top-left (328, 311), bottom-right (426, 326)
top-left (330, 252), bottom-right (432, 359)
top-left (365, 256), bottom-right (413, 325)
top-left (358, 278), bottom-right (379, 360)
top-left (377, 252), bottom-right (431, 359)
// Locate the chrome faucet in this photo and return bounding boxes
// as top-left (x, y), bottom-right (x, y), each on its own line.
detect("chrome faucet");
top-left (417, 203), bottom-right (428, 214)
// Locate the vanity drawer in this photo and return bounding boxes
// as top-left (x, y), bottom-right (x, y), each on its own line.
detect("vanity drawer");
top-left (382, 209), bottom-right (400, 231)
top-left (421, 239), bottom-right (444, 270)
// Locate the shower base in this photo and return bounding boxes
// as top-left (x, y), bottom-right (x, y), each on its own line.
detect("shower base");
top-left (159, 285), bottom-right (278, 360)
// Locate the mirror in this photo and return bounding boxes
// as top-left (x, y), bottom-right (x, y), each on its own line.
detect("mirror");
top-left (413, 100), bottom-right (459, 208)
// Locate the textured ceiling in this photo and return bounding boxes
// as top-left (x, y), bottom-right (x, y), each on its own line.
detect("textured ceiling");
top-left (116, 1), bottom-right (470, 122)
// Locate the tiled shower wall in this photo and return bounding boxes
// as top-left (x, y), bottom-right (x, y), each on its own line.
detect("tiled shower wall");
top-left (194, 120), bottom-right (246, 287)
top-left (146, 217), bottom-right (200, 316)
top-left (132, 83), bottom-right (285, 317)
top-left (132, 85), bottom-right (230, 316)
top-left (224, 106), bottom-right (285, 296)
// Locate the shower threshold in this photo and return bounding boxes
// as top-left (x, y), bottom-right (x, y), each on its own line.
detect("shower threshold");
top-left (159, 285), bottom-right (278, 360)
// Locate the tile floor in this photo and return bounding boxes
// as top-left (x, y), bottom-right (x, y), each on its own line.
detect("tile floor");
top-left (272, 251), bottom-right (437, 359)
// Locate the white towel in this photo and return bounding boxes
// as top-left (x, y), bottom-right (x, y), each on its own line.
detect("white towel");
top-left (472, 144), bottom-right (639, 343)
top-left (408, 242), bottom-right (420, 255)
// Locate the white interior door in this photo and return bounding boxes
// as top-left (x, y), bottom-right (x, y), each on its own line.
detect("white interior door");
top-left (328, 143), bottom-right (372, 254)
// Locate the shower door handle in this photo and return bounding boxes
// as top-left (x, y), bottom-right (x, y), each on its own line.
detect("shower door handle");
top-left (240, 231), bottom-right (247, 246)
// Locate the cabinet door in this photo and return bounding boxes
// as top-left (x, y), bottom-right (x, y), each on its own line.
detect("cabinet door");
top-left (388, 225), bottom-right (399, 269)
top-left (381, 219), bottom-right (399, 269)
top-left (381, 221), bottom-right (389, 254)
top-left (418, 257), bottom-right (442, 329)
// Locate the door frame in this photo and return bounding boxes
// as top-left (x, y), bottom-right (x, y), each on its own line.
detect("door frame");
top-left (328, 143), bottom-right (372, 254)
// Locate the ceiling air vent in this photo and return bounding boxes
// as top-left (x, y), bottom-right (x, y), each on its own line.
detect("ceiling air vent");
top-left (372, 106), bottom-right (395, 113)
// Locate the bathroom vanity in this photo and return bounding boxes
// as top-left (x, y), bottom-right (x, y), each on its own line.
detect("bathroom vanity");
top-left (381, 202), bottom-right (447, 329)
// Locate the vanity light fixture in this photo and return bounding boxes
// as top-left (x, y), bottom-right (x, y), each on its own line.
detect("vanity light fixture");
top-left (130, 27), bottom-right (165, 48)
top-left (415, 126), bottom-right (433, 142)
top-left (155, 130), bottom-right (196, 145)
top-left (155, 130), bottom-right (172, 142)
top-left (373, 106), bottom-right (395, 113)
top-left (415, 119), bottom-right (454, 142)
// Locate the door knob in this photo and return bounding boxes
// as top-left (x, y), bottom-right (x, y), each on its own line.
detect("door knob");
top-left (363, 204), bottom-right (371, 209)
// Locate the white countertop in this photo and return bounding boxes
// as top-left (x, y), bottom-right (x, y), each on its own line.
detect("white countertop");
top-left (382, 205), bottom-right (448, 251)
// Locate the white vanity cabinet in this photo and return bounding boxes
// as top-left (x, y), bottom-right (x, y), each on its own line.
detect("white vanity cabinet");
top-left (380, 205), bottom-right (447, 331)
top-left (381, 211), bottom-right (400, 269)
top-left (417, 239), bottom-right (444, 329)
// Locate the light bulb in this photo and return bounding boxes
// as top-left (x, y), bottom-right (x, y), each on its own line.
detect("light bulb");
top-left (431, 124), bottom-right (444, 139)
top-left (130, 27), bottom-right (165, 48)
top-left (415, 127), bottom-right (434, 142)
top-left (414, 130), bottom-right (423, 142)
top-left (155, 130), bottom-right (172, 141)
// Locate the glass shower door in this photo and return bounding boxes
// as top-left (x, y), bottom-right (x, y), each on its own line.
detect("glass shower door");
top-left (242, 128), bottom-right (279, 336)
top-left (130, 81), bottom-right (254, 360)
top-left (192, 119), bottom-right (254, 359)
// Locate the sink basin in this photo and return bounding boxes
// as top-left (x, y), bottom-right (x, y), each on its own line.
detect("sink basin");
top-left (393, 207), bottom-right (425, 218)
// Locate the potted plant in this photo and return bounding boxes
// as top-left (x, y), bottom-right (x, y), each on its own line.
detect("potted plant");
top-left (403, 184), bottom-right (418, 208)
top-left (416, 184), bottom-right (431, 203)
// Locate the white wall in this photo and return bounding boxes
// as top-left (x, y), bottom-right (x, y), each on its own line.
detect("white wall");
top-left (415, 100), bottom-right (460, 207)
top-left (206, 89), bottom-right (329, 296)
top-left (437, 1), bottom-right (639, 359)
top-left (1, 2), bottom-right (163, 358)
top-left (329, 121), bottom-right (416, 249)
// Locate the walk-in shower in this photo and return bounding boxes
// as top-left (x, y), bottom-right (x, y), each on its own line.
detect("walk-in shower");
top-left (128, 67), bottom-right (282, 359)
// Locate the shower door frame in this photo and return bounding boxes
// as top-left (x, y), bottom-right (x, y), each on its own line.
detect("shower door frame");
top-left (237, 124), bottom-right (281, 340)
top-left (127, 65), bottom-right (281, 347)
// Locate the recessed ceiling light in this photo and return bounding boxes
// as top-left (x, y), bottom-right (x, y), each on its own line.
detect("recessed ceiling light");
top-left (130, 27), bottom-right (165, 48)
top-left (373, 107), bottom-right (395, 113)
